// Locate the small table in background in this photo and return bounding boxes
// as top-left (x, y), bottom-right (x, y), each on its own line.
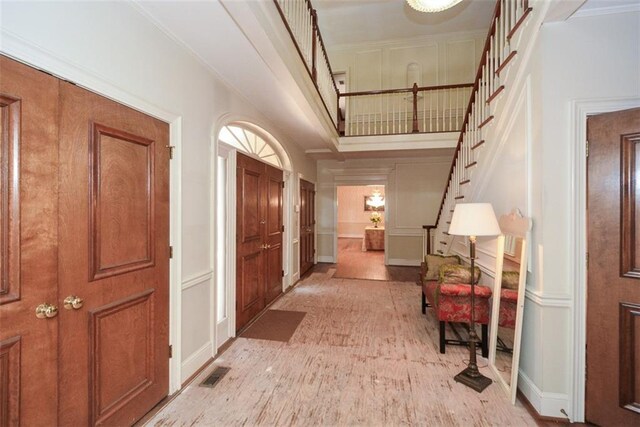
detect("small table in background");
top-left (363, 226), bottom-right (385, 251)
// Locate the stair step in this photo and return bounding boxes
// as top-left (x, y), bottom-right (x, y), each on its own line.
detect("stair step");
top-left (487, 85), bottom-right (505, 104)
top-left (460, 179), bottom-right (470, 185)
top-left (478, 115), bottom-right (494, 129)
top-left (496, 51), bottom-right (517, 76)
top-left (472, 140), bottom-right (485, 150)
top-left (507, 8), bottom-right (533, 41)
top-left (465, 161), bottom-right (478, 169)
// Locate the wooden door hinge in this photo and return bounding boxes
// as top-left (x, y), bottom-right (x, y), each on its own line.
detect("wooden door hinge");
top-left (281, 225), bottom-right (285, 232)
top-left (166, 145), bottom-right (175, 159)
top-left (169, 246), bottom-right (173, 259)
top-left (282, 182), bottom-right (285, 189)
top-left (282, 270), bottom-right (284, 277)
top-left (169, 345), bottom-right (173, 359)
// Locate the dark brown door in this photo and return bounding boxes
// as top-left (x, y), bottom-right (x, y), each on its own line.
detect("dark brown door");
top-left (0, 56), bottom-right (60, 427)
top-left (299, 179), bottom-right (315, 276)
top-left (57, 82), bottom-right (170, 425)
top-left (264, 164), bottom-right (284, 305)
top-left (586, 107), bottom-right (640, 426)
top-left (236, 153), bottom-right (283, 331)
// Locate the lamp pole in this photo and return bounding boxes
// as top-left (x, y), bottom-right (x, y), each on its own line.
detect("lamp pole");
top-left (454, 234), bottom-right (492, 392)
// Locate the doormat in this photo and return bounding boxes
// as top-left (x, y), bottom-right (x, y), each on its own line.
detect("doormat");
top-left (200, 366), bottom-right (231, 388)
top-left (240, 309), bottom-right (306, 342)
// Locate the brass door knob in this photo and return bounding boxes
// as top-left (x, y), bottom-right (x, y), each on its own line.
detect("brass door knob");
top-left (63, 295), bottom-right (84, 310)
top-left (35, 303), bottom-right (58, 319)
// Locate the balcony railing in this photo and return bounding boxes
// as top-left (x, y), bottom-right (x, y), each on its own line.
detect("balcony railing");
top-left (273, 0), bottom-right (339, 128)
top-left (341, 83), bottom-right (473, 136)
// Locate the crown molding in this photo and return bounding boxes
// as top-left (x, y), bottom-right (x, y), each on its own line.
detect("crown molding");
top-left (572, 3), bottom-right (640, 18)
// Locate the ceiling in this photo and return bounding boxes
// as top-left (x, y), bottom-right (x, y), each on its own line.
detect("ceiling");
top-left (313, 0), bottom-right (495, 47)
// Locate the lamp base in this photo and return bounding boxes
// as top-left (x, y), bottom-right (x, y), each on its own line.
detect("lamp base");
top-left (454, 367), bottom-right (492, 392)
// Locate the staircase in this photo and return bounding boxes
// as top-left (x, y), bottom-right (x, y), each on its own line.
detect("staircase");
top-left (426, 0), bottom-right (534, 257)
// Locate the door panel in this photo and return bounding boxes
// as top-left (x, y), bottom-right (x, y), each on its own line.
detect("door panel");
top-left (265, 165), bottom-right (283, 305)
top-left (0, 56), bottom-right (59, 426)
top-left (58, 82), bottom-right (169, 426)
top-left (236, 153), bottom-right (266, 330)
top-left (235, 153), bottom-right (283, 330)
top-left (586, 107), bottom-right (640, 425)
top-left (299, 179), bottom-right (315, 276)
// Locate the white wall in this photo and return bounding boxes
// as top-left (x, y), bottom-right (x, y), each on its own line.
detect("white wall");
top-left (337, 185), bottom-right (385, 237)
top-left (327, 31), bottom-right (485, 92)
top-left (0, 1), bottom-right (316, 387)
top-left (317, 156), bottom-right (450, 265)
top-left (445, 4), bottom-right (640, 420)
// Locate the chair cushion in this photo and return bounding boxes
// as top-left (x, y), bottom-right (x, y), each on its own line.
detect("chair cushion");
top-left (502, 270), bottom-right (520, 290)
top-left (424, 254), bottom-right (460, 281)
top-left (438, 264), bottom-right (481, 284)
top-left (501, 288), bottom-right (518, 302)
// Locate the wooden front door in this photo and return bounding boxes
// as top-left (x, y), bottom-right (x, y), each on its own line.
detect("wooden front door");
top-left (586, 107), bottom-right (640, 426)
top-left (299, 179), bottom-right (315, 276)
top-left (0, 56), bottom-right (170, 426)
top-left (0, 55), bottom-right (60, 427)
top-left (236, 153), bottom-right (283, 331)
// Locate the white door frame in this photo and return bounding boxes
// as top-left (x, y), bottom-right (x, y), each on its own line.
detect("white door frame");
top-left (0, 43), bottom-right (184, 393)
top-left (569, 96), bottom-right (640, 422)
top-left (333, 179), bottom-right (389, 266)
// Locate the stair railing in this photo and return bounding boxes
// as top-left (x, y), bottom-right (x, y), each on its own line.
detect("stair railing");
top-left (428, 0), bottom-right (532, 255)
top-left (273, 0), bottom-right (339, 129)
top-left (340, 83), bottom-right (473, 137)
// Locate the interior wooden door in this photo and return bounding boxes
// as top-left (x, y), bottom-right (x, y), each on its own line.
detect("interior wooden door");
top-left (586, 107), bottom-right (640, 426)
top-left (57, 82), bottom-right (170, 426)
top-left (299, 179), bottom-right (315, 276)
top-left (0, 56), bottom-right (60, 426)
top-left (264, 164), bottom-right (283, 305)
top-left (236, 153), bottom-right (266, 331)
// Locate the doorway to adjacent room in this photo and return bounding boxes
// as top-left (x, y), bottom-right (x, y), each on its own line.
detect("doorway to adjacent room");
top-left (334, 185), bottom-right (387, 280)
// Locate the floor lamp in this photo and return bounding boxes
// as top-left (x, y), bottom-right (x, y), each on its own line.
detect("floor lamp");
top-left (448, 202), bottom-right (501, 392)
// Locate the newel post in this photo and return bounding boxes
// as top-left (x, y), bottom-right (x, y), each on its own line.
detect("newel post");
top-left (412, 83), bottom-right (419, 133)
top-left (311, 9), bottom-right (318, 83)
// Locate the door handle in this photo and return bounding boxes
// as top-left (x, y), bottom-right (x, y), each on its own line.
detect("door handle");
top-left (35, 303), bottom-right (58, 319)
top-left (63, 295), bottom-right (84, 310)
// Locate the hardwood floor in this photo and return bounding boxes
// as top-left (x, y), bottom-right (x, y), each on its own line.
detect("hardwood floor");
top-left (146, 268), bottom-right (535, 426)
top-left (333, 238), bottom-right (420, 282)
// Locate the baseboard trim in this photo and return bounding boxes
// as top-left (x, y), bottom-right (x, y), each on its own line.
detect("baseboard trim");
top-left (387, 258), bottom-right (420, 267)
top-left (317, 256), bottom-right (335, 263)
top-left (518, 370), bottom-right (571, 421)
top-left (181, 342), bottom-right (213, 383)
top-left (338, 234), bottom-right (363, 238)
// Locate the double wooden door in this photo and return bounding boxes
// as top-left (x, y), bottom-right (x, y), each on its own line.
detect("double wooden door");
top-left (0, 56), bottom-right (170, 426)
top-left (299, 179), bottom-right (315, 276)
top-left (586, 108), bottom-right (640, 425)
top-left (236, 153), bottom-right (284, 332)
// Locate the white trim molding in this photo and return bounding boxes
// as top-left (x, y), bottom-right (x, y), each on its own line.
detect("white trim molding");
top-left (387, 258), bottom-right (420, 267)
top-left (519, 371), bottom-right (571, 421)
top-left (181, 342), bottom-right (213, 384)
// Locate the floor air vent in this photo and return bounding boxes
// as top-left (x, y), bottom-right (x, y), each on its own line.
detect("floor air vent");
top-left (200, 366), bottom-right (230, 388)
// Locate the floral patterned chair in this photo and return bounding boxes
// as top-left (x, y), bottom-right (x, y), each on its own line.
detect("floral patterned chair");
top-left (420, 256), bottom-right (491, 357)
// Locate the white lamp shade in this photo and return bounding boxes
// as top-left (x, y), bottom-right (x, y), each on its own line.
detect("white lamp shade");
top-left (407, 0), bottom-right (463, 13)
top-left (448, 203), bottom-right (501, 237)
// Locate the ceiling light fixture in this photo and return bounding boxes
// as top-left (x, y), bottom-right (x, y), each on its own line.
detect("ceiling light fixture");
top-left (406, 0), bottom-right (463, 13)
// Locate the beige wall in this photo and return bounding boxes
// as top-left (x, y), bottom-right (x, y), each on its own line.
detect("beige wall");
top-left (327, 31), bottom-right (485, 92)
top-left (337, 185), bottom-right (385, 237)
top-left (317, 156), bottom-right (451, 265)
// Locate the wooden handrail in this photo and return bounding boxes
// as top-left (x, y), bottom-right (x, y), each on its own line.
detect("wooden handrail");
top-left (340, 83), bottom-right (474, 98)
top-left (435, 0), bottom-right (503, 227)
top-left (272, 0), bottom-right (340, 129)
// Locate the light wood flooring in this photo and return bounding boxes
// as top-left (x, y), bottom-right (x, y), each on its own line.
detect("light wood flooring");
top-left (146, 268), bottom-right (535, 426)
top-left (333, 238), bottom-right (420, 282)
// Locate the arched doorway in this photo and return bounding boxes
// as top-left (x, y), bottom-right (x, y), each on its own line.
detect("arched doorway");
top-left (214, 122), bottom-right (293, 348)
